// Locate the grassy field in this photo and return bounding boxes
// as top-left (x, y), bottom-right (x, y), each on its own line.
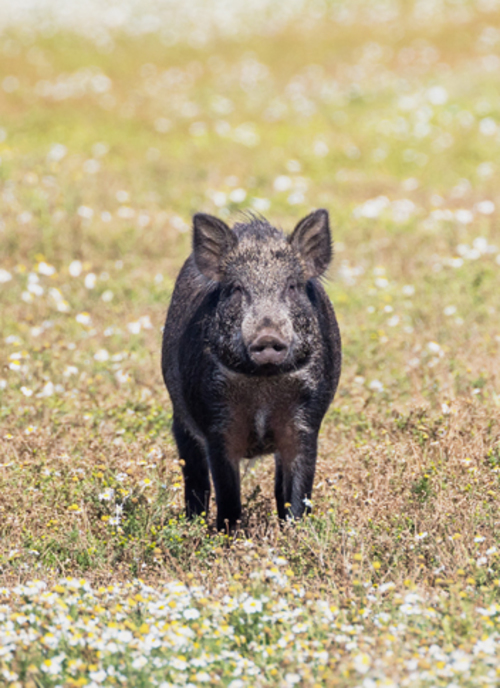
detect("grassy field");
top-left (1, 0), bottom-right (500, 685)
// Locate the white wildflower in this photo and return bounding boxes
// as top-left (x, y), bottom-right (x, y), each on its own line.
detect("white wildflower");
top-left (94, 349), bottom-right (109, 362)
top-left (77, 205), bottom-right (94, 220)
top-left (84, 273), bottom-right (96, 289)
top-left (131, 656), bottom-right (148, 670)
top-left (242, 597), bottom-right (262, 614)
top-left (38, 261), bottom-right (56, 276)
top-left (69, 260), bottom-right (82, 277)
top-left (353, 653), bottom-right (371, 674)
top-left (476, 200), bottom-right (495, 214)
top-left (99, 488), bottom-right (114, 502)
top-left (39, 381), bottom-right (54, 397)
top-left (76, 312), bottom-right (92, 326)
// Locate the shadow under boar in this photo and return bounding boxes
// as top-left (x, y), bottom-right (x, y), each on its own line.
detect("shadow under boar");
top-left (162, 209), bottom-right (341, 531)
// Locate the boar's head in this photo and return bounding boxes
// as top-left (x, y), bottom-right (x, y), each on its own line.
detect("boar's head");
top-left (192, 210), bottom-right (332, 376)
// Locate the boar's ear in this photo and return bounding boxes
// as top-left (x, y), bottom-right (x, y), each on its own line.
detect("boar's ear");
top-left (193, 213), bottom-right (237, 280)
top-left (289, 209), bottom-right (332, 279)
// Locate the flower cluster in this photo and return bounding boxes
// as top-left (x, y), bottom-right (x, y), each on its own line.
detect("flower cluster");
top-left (2, 573), bottom-right (500, 686)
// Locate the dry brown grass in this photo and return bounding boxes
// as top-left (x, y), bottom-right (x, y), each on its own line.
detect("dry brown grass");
top-left (0, 0), bottom-right (499, 601)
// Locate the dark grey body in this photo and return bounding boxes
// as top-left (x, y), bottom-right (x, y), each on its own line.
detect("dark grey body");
top-left (162, 211), bottom-right (341, 530)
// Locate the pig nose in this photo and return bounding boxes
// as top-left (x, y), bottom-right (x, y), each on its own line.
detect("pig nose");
top-left (248, 329), bottom-right (289, 366)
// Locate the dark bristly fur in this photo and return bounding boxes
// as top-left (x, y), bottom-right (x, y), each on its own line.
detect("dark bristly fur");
top-left (162, 210), bottom-right (341, 531)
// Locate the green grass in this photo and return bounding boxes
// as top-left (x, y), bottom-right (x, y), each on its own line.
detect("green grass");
top-left (1, 1), bottom-right (500, 685)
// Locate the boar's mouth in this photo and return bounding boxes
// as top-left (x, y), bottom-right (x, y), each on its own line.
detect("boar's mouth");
top-left (247, 354), bottom-right (310, 377)
top-left (247, 346), bottom-right (311, 377)
top-left (220, 350), bottom-right (310, 377)
top-left (249, 361), bottom-right (290, 376)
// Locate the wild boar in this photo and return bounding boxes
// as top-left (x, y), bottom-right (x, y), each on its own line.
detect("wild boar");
top-left (162, 209), bottom-right (341, 531)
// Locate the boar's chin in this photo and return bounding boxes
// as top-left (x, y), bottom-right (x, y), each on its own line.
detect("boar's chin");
top-left (250, 362), bottom-right (291, 377)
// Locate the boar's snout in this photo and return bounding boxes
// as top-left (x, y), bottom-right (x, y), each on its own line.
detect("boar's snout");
top-left (248, 333), bottom-right (288, 366)
top-left (248, 328), bottom-right (290, 366)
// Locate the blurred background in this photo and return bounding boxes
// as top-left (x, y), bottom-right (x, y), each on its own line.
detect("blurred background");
top-left (1, 0), bottom-right (499, 263)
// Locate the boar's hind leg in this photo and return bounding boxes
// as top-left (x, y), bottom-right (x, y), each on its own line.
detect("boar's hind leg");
top-left (275, 433), bottom-right (317, 521)
top-left (207, 438), bottom-right (242, 532)
top-left (173, 416), bottom-right (210, 519)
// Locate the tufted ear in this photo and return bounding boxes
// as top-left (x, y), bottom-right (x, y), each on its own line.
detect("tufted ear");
top-left (289, 209), bottom-right (332, 279)
top-left (192, 213), bottom-right (237, 280)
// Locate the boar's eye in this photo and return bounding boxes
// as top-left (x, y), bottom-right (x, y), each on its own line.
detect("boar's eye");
top-left (286, 280), bottom-right (301, 300)
top-left (231, 284), bottom-right (243, 296)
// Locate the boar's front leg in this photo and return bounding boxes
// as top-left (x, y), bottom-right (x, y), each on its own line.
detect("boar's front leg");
top-left (173, 416), bottom-right (211, 519)
top-left (274, 430), bottom-right (318, 521)
top-left (206, 435), bottom-right (242, 532)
